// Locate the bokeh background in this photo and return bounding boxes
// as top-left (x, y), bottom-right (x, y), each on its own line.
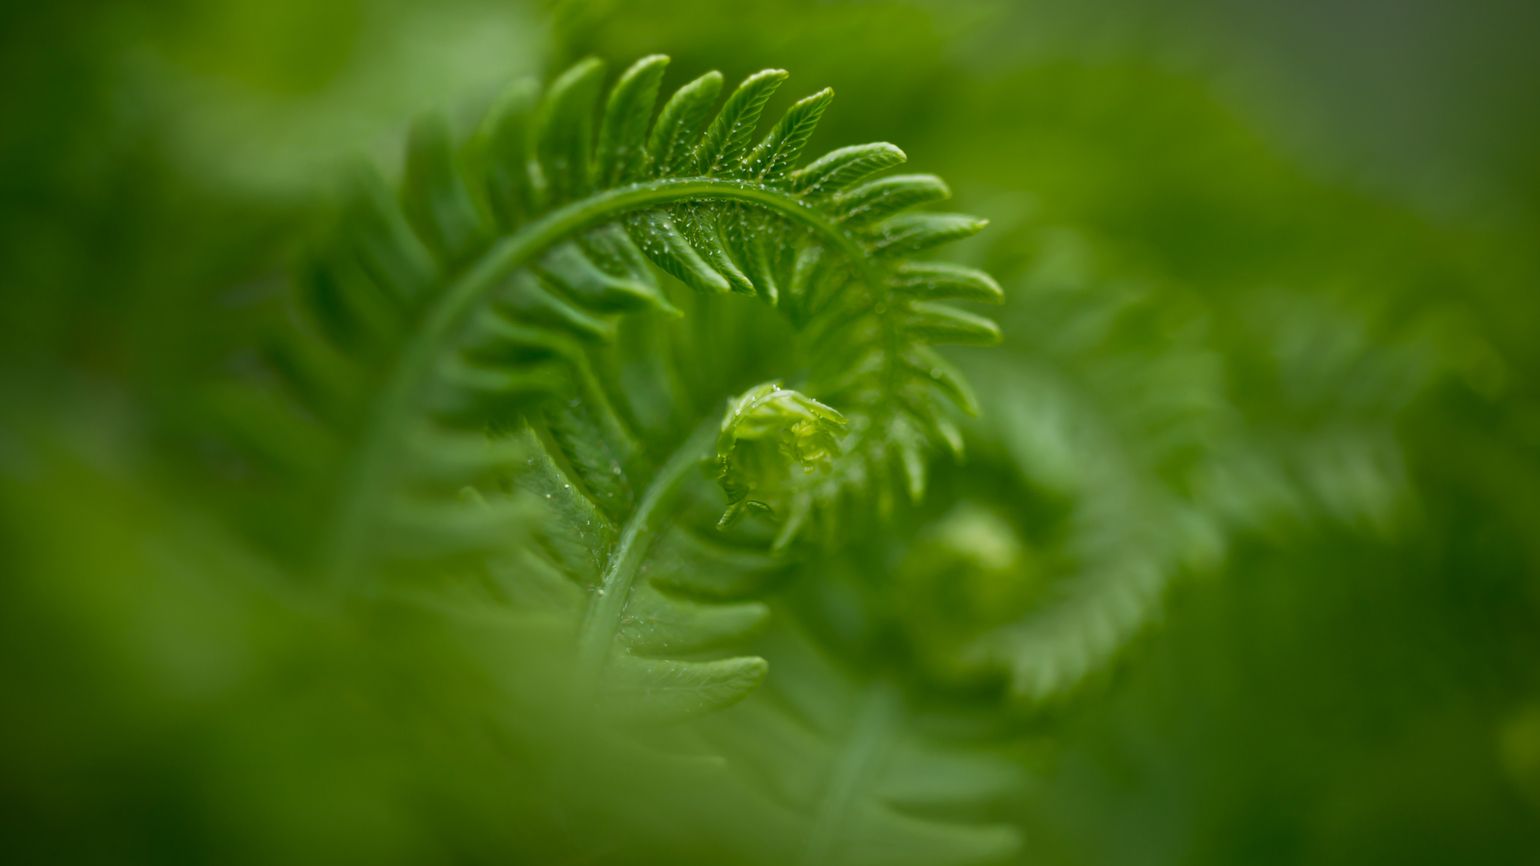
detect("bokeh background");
top-left (3, 0), bottom-right (1539, 863)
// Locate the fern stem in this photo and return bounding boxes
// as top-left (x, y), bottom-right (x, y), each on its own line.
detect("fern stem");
top-left (575, 412), bottom-right (720, 678)
top-left (802, 679), bottom-right (899, 866)
top-left (322, 178), bottom-right (876, 582)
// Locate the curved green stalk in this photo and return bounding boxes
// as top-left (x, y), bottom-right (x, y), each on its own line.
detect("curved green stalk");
top-left (803, 679), bottom-right (899, 866)
top-left (575, 412), bottom-right (721, 679)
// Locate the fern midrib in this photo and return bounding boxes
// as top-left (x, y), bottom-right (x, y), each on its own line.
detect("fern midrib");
top-left (322, 177), bottom-right (881, 581)
top-left (573, 411), bottom-right (720, 679)
top-left (802, 678), bottom-right (899, 866)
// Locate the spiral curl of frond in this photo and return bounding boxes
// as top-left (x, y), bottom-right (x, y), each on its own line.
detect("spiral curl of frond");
top-left (232, 54), bottom-right (999, 584)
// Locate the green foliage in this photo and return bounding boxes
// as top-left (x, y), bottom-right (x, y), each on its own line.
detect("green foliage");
top-left (6, 2), bottom-right (1540, 864)
top-left (222, 54), bottom-right (997, 594)
top-left (699, 612), bottom-right (1026, 866)
top-left (933, 229), bottom-right (1439, 702)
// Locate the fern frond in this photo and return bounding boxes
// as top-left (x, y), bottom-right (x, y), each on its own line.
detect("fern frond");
top-left (701, 614), bottom-right (1025, 866)
top-left (505, 414), bottom-right (782, 720)
top-left (880, 230), bottom-right (1439, 704)
top-left (227, 54), bottom-right (998, 587)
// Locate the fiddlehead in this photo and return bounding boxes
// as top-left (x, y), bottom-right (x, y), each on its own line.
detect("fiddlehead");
top-left (215, 54), bottom-right (1001, 717)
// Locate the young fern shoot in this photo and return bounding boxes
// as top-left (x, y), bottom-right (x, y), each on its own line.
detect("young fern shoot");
top-left (715, 382), bottom-right (847, 546)
top-left (228, 54), bottom-right (1000, 718)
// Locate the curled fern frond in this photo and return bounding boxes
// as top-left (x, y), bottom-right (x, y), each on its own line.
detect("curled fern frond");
top-left (872, 229), bottom-right (1440, 705)
top-left (207, 55), bottom-right (1001, 735)
top-left (715, 382), bottom-right (847, 541)
top-left (226, 53), bottom-right (998, 586)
